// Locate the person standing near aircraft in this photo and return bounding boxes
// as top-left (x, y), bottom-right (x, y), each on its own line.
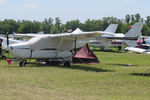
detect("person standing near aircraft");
top-left (0, 38), bottom-right (3, 56)
top-left (142, 37), bottom-right (146, 44)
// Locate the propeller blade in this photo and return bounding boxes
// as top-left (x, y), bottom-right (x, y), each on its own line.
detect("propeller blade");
top-left (74, 37), bottom-right (77, 53)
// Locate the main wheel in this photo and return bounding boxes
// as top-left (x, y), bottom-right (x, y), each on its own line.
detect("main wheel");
top-left (1, 55), bottom-right (6, 59)
top-left (19, 60), bottom-right (26, 67)
top-left (64, 61), bottom-right (71, 66)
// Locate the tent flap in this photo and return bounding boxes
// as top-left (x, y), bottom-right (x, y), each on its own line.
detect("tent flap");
top-left (72, 45), bottom-right (99, 64)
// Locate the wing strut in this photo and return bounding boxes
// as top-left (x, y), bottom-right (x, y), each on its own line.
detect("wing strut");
top-left (55, 38), bottom-right (64, 58)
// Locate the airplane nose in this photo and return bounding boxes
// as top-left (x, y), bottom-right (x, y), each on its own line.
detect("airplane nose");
top-left (4, 46), bottom-right (13, 51)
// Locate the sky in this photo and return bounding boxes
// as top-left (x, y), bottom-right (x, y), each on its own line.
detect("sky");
top-left (0, 0), bottom-right (149, 23)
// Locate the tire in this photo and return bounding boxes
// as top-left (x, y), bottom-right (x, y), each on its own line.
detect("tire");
top-left (19, 61), bottom-right (26, 67)
top-left (1, 56), bottom-right (6, 60)
top-left (64, 61), bottom-right (71, 66)
top-left (45, 60), bottom-right (50, 65)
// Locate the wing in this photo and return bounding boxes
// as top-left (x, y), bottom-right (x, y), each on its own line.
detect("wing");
top-left (13, 34), bottom-right (43, 38)
top-left (29, 32), bottom-right (99, 51)
top-left (50, 32), bottom-right (99, 40)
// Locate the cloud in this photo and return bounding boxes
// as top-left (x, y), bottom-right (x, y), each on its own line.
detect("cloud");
top-left (22, 0), bottom-right (39, 9)
top-left (0, 0), bottom-right (5, 4)
top-left (23, 4), bottom-right (39, 9)
top-left (113, 0), bottom-right (136, 2)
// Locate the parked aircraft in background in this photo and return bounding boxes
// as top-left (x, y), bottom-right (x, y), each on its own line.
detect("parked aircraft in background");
top-left (125, 36), bottom-right (150, 54)
top-left (125, 45), bottom-right (150, 54)
top-left (90, 22), bottom-right (143, 50)
top-left (103, 23), bottom-right (118, 33)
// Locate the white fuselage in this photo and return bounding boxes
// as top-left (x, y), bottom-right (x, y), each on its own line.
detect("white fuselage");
top-left (125, 47), bottom-right (150, 54)
top-left (6, 41), bottom-right (72, 59)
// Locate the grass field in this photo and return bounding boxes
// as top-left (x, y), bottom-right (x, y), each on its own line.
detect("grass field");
top-left (0, 51), bottom-right (150, 100)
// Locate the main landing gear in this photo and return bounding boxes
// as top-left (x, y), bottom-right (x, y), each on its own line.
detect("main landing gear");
top-left (64, 60), bottom-right (71, 66)
top-left (18, 59), bottom-right (71, 67)
top-left (19, 60), bottom-right (27, 67)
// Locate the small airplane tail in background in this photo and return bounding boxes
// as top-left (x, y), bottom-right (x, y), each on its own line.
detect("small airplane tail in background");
top-left (124, 22), bottom-right (144, 47)
top-left (104, 24), bottom-right (118, 33)
top-left (125, 22), bottom-right (143, 37)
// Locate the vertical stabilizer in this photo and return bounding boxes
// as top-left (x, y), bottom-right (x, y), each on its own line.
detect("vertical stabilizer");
top-left (125, 22), bottom-right (143, 37)
top-left (124, 22), bottom-right (143, 47)
top-left (104, 24), bottom-right (118, 33)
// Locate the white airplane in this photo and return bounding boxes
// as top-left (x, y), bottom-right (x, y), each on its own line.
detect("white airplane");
top-left (12, 24), bottom-right (118, 48)
top-left (125, 45), bottom-right (150, 54)
top-left (10, 28), bottom-right (89, 49)
top-left (4, 31), bottom-right (99, 67)
top-left (125, 36), bottom-right (150, 54)
top-left (90, 22), bottom-right (143, 50)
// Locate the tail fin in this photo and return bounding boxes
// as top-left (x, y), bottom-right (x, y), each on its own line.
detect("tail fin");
top-left (104, 24), bottom-right (118, 33)
top-left (125, 22), bottom-right (143, 37)
top-left (124, 22), bottom-right (143, 47)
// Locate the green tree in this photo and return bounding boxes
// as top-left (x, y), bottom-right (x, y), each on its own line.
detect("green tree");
top-left (125, 14), bottom-right (130, 23)
top-left (83, 19), bottom-right (96, 31)
top-left (18, 20), bottom-right (34, 33)
top-left (146, 16), bottom-right (150, 24)
top-left (65, 19), bottom-right (82, 32)
top-left (0, 19), bottom-right (19, 34)
top-left (51, 17), bottom-right (62, 34)
top-left (142, 24), bottom-right (150, 36)
top-left (33, 21), bottom-right (43, 33)
top-left (42, 18), bottom-right (53, 33)
top-left (131, 15), bottom-right (135, 22)
top-left (135, 13), bottom-right (141, 22)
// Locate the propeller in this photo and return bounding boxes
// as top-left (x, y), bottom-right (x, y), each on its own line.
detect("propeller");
top-left (74, 37), bottom-right (77, 54)
top-left (4, 32), bottom-right (10, 58)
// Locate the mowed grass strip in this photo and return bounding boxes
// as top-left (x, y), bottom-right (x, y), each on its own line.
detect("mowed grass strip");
top-left (0, 51), bottom-right (150, 100)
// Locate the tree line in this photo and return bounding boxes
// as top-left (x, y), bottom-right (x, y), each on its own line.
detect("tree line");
top-left (0, 13), bottom-right (150, 36)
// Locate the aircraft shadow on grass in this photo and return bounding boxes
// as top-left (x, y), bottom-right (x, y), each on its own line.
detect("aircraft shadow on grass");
top-left (130, 73), bottom-right (150, 77)
top-left (28, 64), bottom-right (113, 72)
top-left (92, 49), bottom-right (125, 53)
top-left (107, 63), bottom-right (137, 67)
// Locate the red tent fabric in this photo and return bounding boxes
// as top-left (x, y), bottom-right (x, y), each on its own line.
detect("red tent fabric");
top-left (5, 59), bottom-right (13, 64)
top-left (72, 45), bottom-right (99, 64)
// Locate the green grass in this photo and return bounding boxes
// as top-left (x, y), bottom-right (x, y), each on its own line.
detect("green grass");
top-left (0, 51), bottom-right (150, 100)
